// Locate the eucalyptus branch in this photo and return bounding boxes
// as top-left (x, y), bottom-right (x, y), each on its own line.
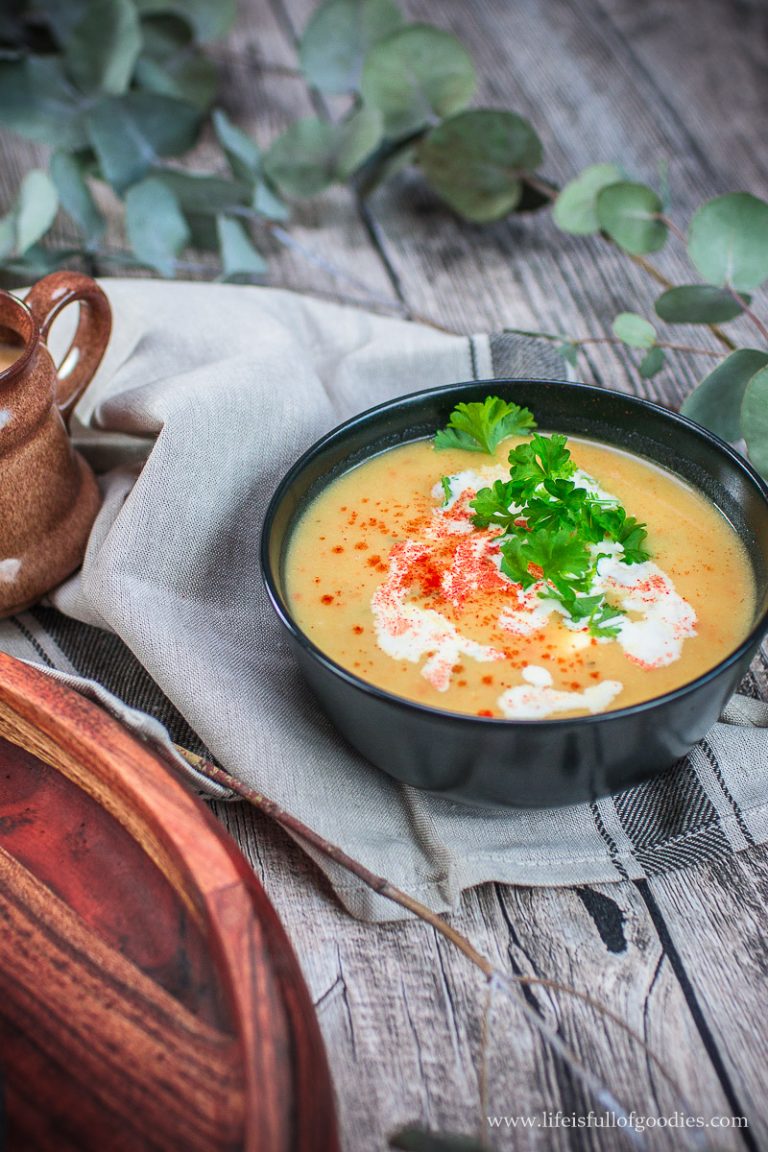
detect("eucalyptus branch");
top-left (575, 335), bottom-right (721, 357)
top-left (171, 741), bottom-right (708, 1149)
top-left (729, 287), bottom-right (768, 343)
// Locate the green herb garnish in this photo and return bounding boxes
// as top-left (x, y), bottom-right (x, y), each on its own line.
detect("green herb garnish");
top-left (439, 475), bottom-right (453, 505)
top-left (434, 396), bottom-right (537, 455)
top-left (436, 399), bottom-right (653, 632)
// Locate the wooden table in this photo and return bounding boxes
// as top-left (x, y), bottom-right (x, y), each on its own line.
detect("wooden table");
top-left (2, 1), bottom-right (767, 1148)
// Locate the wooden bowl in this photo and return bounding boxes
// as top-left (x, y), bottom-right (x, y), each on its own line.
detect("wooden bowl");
top-left (0, 653), bottom-right (339, 1152)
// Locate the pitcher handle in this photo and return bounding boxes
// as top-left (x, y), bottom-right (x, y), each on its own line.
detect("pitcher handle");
top-left (25, 272), bottom-right (112, 428)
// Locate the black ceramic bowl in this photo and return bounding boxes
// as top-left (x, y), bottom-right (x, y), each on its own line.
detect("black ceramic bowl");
top-left (262, 379), bottom-right (768, 808)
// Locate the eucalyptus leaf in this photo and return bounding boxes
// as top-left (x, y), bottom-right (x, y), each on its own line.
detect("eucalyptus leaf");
top-left (0, 244), bottom-right (75, 287)
top-left (132, 0), bottom-right (236, 42)
top-left (390, 1128), bottom-right (487, 1151)
top-left (557, 342), bottom-right (579, 367)
top-left (335, 105), bottom-right (383, 178)
top-left (742, 365), bottom-right (768, 479)
top-left (0, 56), bottom-right (88, 149)
top-left (50, 151), bottom-right (104, 243)
top-left (553, 163), bottom-right (622, 235)
top-left (253, 180), bottom-right (289, 221)
top-left (152, 170), bottom-right (249, 213)
top-left (86, 92), bottom-right (201, 190)
top-left (687, 192), bottom-right (768, 293)
top-left (361, 24), bottom-right (475, 138)
top-left (654, 284), bottom-right (748, 325)
top-left (300, 0), bottom-right (403, 94)
top-left (639, 345), bottom-right (665, 378)
top-left (418, 109), bottom-right (543, 222)
top-left (681, 348), bottom-right (768, 442)
top-left (213, 109), bottom-right (261, 183)
top-left (596, 181), bottom-right (667, 254)
top-left (264, 111), bottom-right (382, 197)
top-left (138, 12), bottom-right (192, 57)
top-left (264, 118), bottom-right (339, 197)
top-left (134, 49), bottom-right (217, 110)
top-left (216, 215), bottom-right (267, 278)
top-left (184, 212), bottom-right (218, 251)
top-left (25, 0), bottom-right (88, 45)
top-left (611, 311), bottom-right (656, 348)
top-left (125, 176), bottom-right (189, 276)
top-left (15, 169), bottom-right (58, 255)
top-left (65, 0), bottom-right (142, 95)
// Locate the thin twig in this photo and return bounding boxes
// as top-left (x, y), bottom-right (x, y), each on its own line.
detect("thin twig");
top-left (505, 327), bottom-right (722, 358)
top-left (575, 336), bottom-right (722, 357)
top-left (727, 286), bottom-right (768, 344)
top-left (659, 213), bottom-right (688, 246)
top-left (170, 742), bottom-right (710, 1149)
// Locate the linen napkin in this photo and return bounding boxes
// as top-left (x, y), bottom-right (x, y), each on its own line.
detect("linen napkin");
top-left (2, 278), bottom-right (767, 922)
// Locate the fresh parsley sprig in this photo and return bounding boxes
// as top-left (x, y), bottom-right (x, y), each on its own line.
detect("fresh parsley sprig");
top-left (434, 397), bottom-right (537, 454)
top-left (434, 398), bottom-right (653, 634)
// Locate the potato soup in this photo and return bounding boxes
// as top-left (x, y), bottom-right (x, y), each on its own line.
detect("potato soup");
top-left (285, 432), bottom-right (755, 720)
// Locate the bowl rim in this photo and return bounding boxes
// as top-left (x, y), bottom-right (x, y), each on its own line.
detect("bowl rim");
top-left (261, 376), bottom-right (768, 729)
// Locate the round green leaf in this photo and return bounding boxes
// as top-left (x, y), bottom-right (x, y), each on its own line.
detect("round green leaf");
top-left (86, 92), bottom-right (201, 190)
top-left (596, 181), bottom-right (667, 254)
top-left (300, 0), bottom-right (403, 94)
top-left (134, 49), bottom-right (217, 110)
top-left (361, 24), bottom-right (475, 139)
top-left (654, 284), bottom-right (748, 325)
top-left (252, 181), bottom-right (289, 222)
top-left (264, 118), bottom-right (339, 197)
top-left (0, 57), bottom-right (89, 150)
top-left (687, 192), bottom-right (768, 294)
top-left (638, 346), bottom-right (665, 378)
top-left (553, 163), bottom-right (622, 235)
top-left (151, 170), bottom-right (249, 213)
top-left (212, 109), bottom-right (261, 183)
top-left (335, 105), bottom-right (383, 178)
top-left (15, 170), bottom-right (59, 255)
top-left (681, 348), bottom-right (768, 442)
top-left (264, 111), bottom-right (383, 198)
top-left (125, 176), bottom-right (190, 276)
top-left (50, 151), bottom-right (105, 243)
top-left (611, 311), bottom-right (656, 349)
top-left (742, 365), bottom-right (768, 479)
top-left (216, 216), bottom-right (267, 279)
top-left (418, 109), bottom-right (543, 223)
top-left (133, 0), bottom-right (236, 42)
top-left (65, 0), bottom-right (142, 95)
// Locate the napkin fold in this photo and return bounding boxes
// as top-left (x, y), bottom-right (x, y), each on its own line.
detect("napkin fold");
top-left (2, 279), bottom-right (767, 922)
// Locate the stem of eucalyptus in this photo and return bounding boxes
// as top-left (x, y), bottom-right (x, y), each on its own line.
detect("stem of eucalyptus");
top-left (728, 287), bottom-right (768, 344)
top-left (170, 742), bottom-right (709, 1148)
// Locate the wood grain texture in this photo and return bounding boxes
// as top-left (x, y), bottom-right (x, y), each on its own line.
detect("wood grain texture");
top-left (0, 655), bottom-right (339, 1152)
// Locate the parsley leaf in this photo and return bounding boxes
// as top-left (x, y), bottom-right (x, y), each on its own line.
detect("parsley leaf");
top-left (500, 528), bottom-right (591, 592)
top-left (588, 600), bottom-right (626, 638)
top-left (440, 475), bottom-right (453, 505)
top-left (437, 398), bottom-right (652, 636)
top-left (470, 480), bottom-right (519, 530)
top-left (434, 397), bottom-right (537, 454)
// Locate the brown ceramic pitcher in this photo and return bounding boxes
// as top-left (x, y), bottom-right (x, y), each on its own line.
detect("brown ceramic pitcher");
top-left (0, 271), bottom-right (111, 618)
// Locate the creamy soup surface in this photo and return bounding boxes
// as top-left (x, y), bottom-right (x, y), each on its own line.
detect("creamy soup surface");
top-left (285, 435), bottom-right (755, 719)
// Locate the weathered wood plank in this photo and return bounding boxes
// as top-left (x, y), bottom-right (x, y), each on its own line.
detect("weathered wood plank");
top-left (598, 0), bottom-right (768, 189)
top-left (213, 800), bottom-right (748, 1151)
top-left (645, 846), bottom-right (768, 1149)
